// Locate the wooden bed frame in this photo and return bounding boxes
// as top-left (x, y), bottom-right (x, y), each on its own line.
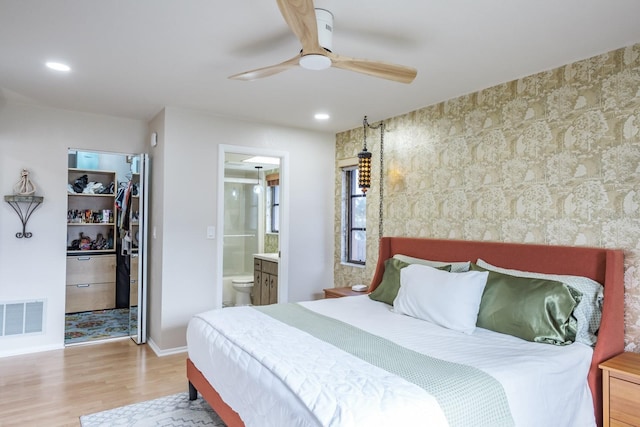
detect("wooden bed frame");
top-left (187, 237), bottom-right (625, 427)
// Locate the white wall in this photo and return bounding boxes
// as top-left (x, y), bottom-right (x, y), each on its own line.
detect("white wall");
top-left (0, 101), bottom-right (147, 357)
top-left (0, 101), bottom-right (335, 356)
top-left (148, 107), bottom-right (335, 351)
top-left (147, 109), bottom-right (165, 352)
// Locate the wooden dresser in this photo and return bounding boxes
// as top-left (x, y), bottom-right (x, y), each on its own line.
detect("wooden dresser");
top-left (323, 286), bottom-right (368, 298)
top-left (600, 352), bottom-right (640, 427)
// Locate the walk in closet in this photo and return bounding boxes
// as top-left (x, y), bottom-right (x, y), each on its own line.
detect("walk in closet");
top-left (66, 168), bottom-right (117, 313)
top-left (65, 150), bottom-right (148, 345)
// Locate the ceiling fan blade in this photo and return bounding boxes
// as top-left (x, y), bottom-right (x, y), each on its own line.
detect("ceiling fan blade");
top-left (328, 52), bottom-right (417, 84)
top-left (229, 55), bottom-right (300, 81)
top-left (276, 0), bottom-right (324, 54)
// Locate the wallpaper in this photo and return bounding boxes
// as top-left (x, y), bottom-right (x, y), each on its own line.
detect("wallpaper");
top-left (265, 233), bottom-right (279, 254)
top-left (334, 43), bottom-right (640, 352)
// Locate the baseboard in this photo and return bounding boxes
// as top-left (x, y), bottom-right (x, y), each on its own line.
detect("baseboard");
top-left (0, 342), bottom-right (64, 358)
top-left (147, 337), bottom-right (187, 357)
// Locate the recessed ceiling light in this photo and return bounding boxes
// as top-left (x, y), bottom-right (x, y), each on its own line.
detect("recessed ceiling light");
top-left (314, 113), bottom-right (330, 120)
top-left (242, 156), bottom-right (280, 165)
top-left (46, 62), bottom-right (71, 72)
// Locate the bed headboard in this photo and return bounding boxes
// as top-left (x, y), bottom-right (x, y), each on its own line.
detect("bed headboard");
top-left (370, 237), bottom-right (625, 427)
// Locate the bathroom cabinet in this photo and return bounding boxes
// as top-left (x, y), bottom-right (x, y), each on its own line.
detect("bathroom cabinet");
top-left (252, 257), bottom-right (278, 306)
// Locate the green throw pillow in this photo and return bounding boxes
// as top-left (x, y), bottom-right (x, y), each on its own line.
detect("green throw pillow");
top-left (471, 264), bottom-right (582, 345)
top-left (369, 258), bottom-right (451, 306)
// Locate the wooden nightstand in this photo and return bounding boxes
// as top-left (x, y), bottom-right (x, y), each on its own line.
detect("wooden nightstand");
top-left (323, 286), bottom-right (368, 298)
top-left (600, 352), bottom-right (640, 426)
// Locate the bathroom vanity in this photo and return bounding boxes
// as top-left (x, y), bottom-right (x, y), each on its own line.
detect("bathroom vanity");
top-left (252, 253), bottom-right (278, 306)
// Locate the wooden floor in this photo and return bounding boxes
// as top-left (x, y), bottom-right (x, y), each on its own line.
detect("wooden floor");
top-left (0, 338), bottom-right (188, 427)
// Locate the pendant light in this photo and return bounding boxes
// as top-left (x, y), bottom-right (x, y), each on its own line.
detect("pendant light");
top-left (253, 166), bottom-right (263, 194)
top-left (358, 117), bottom-right (372, 194)
top-left (360, 115), bottom-right (386, 240)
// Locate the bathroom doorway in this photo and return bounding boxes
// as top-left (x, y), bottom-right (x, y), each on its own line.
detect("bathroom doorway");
top-left (217, 145), bottom-right (289, 308)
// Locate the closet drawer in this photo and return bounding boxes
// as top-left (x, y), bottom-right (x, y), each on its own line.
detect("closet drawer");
top-left (65, 282), bottom-right (116, 313)
top-left (66, 254), bottom-right (116, 285)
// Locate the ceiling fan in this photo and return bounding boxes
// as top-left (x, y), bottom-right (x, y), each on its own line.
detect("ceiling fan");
top-left (229, 0), bottom-right (417, 84)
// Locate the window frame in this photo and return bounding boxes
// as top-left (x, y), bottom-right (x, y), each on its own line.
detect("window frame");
top-left (268, 184), bottom-right (279, 234)
top-left (342, 166), bottom-right (366, 265)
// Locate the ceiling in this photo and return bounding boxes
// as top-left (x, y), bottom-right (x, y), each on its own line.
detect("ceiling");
top-left (2, 0), bottom-right (640, 134)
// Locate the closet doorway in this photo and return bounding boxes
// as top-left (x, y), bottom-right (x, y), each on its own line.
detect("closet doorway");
top-left (65, 149), bottom-right (149, 345)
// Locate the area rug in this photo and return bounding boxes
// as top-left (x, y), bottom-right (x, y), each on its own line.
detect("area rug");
top-left (80, 392), bottom-right (226, 426)
top-left (65, 308), bottom-right (132, 344)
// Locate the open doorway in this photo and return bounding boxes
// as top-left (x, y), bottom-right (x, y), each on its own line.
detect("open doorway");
top-left (65, 149), bottom-right (149, 345)
top-left (217, 145), bottom-right (289, 308)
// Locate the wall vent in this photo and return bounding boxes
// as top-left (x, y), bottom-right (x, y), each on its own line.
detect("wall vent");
top-left (0, 300), bottom-right (45, 337)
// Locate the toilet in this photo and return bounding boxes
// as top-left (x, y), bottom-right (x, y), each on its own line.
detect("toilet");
top-left (231, 275), bottom-right (254, 306)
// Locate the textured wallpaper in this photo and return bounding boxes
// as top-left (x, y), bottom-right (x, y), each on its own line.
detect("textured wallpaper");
top-left (334, 43), bottom-right (640, 352)
top-left (265, 233), bottom-right (279, 254)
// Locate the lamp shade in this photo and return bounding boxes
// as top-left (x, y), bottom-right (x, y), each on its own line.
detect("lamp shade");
top-left (358, 148), bottom-right (372, 193)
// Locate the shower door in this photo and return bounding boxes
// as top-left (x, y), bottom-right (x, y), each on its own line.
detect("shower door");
top-left (223, 179), bottom-right (260, 277)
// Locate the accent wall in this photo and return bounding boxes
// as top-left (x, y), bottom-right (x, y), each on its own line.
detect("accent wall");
top-left (335, 43), bottom-right (640, 352)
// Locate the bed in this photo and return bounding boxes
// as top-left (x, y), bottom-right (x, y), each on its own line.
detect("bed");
top-left (186, 237), bottom-right (625, 427)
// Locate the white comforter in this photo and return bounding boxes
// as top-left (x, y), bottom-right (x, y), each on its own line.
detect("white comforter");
top-left (187, 296), bottom-right (596, 427)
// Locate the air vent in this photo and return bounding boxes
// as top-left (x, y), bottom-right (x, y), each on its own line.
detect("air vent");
top-left (0, 300), bottom-right (45, 336)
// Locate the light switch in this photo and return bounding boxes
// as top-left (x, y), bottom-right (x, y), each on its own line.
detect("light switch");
top-left (207, 226), bottom-right (215, 239)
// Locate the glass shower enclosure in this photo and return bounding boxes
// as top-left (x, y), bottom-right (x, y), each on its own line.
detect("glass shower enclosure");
top-left (222, 164), bottom-right (263, 306)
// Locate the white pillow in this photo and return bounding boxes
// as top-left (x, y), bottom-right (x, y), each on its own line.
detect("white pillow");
top-left (393, 254), bottom-right (471, 272)
top-left (475, 258), bottom-right (603, 347)
top-left (393, 264), bottom-right (489, 334)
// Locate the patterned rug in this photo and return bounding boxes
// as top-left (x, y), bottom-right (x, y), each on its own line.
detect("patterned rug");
top-left (65, 308), bottom-right (131, 344)
top-left (80, 392), bottom-right (227, 426)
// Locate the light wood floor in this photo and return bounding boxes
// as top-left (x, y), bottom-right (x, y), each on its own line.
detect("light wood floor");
top-left (0, 338), bottom-right (188, 427)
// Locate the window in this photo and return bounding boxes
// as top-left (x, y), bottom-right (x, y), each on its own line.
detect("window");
top-left (267, 185), bottom-right (280, 233)
top-left (266, 172), bottom-right (279, 233)
top-left (343, 167), bottom-right (366, 264)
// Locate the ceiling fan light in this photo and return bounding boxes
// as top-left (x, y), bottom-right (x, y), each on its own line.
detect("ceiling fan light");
top-left (299, 54), bottom-right (331, 71)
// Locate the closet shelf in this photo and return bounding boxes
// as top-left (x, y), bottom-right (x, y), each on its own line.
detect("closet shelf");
top-left (67, 222), bottom-right (115, 226)
top-left (68, 193), bottom-right (114, 197)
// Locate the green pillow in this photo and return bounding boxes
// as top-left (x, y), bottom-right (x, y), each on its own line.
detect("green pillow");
top-left (369, 258), bottom-right (451, 306)
top-left (471, 264), bottom-right (581, 345)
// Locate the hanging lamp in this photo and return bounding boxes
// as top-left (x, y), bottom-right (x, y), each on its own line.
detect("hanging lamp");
top-left (360, 115), bottom-right (385, 239)
top-left (358, 116), bottom-right (372, 194)
top-left (254, 166), bottom-right (263, 194)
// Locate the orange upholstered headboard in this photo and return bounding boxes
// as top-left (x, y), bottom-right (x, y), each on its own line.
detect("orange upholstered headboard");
top-left (370, 237), bottom-right (625, 427)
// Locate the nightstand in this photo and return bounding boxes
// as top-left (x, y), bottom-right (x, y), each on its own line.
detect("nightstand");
top-left (323, 286), bottom-right (368, 298)
top-left (599, 352), bottom-right (640, 426)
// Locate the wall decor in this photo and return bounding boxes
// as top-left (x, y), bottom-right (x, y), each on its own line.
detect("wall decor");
top-left (4, 195), bottom-right (43, 238)
top-left (5, 168), bottom-right (43, 238)
top-left (13, 168), bottom-right (36, 195)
